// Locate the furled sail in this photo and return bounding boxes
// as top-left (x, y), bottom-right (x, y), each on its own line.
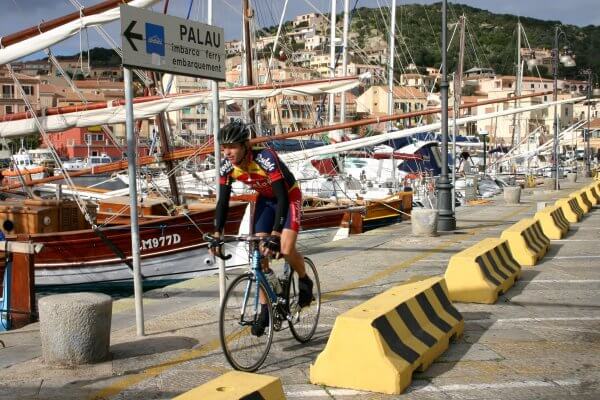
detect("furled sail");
top-left (0, 76), bottom-right (364, 137)
top-left (0, 0), bottom-right (160, 65)
top-left (278, 96), bottom-right (586, 164)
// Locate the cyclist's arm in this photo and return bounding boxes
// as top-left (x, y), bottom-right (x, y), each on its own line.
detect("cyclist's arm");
top-left (214, 182), bottom-right (232, 235)
top-left (271, 179), bottom-right (289, 234)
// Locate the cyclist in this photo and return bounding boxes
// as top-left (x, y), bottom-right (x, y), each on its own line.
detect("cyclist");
top-left (209, 121), bottom-right (314, 336)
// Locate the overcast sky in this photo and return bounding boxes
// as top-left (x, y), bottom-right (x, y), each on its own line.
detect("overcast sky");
top-left (2, 0), bottom-right (598, 59)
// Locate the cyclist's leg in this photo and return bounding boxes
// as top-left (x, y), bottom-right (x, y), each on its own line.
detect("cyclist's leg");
top-left (280, 190), bottom-right (313, 307)
top-left (252, 196), bottom-right (273, 336)
top-left (253, 194), bottom-right (274, 292)
top-left (280, 229), bottom-right (305, 276)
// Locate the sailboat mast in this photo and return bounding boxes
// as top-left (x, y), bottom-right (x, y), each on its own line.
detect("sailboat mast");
top-left (452, 15), bottom-right (466, 210)
top-left (387, 0), bottom-right (397, 130)
top-left (340, 0), bottom-right (350, 123)
top-left (515, 21), bottom-right (523, 148)
top-left (149, 0), bottom-right (180, 206)
top-left (243, 0), bottom-right (256, 132)
top-left (328, 0), bottom-right (337, 125)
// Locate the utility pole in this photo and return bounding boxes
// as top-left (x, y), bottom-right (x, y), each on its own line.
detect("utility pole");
top-left (436, 0), bottom-right (456, 231)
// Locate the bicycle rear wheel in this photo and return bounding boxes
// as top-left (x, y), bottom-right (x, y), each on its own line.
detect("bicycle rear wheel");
top-left (287, 257), bottom-right (321, 343)
top-left (219, 273), bottom-right (273, 371)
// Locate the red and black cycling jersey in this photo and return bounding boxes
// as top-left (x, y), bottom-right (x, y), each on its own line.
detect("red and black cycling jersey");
top-left (215, 148), bottom-right (300, 233)
top-left (218, 148), bottom-right (298, 197)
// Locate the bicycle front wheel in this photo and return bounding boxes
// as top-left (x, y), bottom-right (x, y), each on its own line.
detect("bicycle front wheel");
top-left (287, 257), bottom-right (321, 343)
top-left (219, 273), bottom-right (274, 371)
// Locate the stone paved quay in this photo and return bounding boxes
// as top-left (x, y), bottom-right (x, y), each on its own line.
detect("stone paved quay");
top-left (1, 180), bottom-right (600, 399)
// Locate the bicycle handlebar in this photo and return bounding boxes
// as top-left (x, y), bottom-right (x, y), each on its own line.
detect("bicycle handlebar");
top-left (203, 233), bottom-right (233, 261)
top-left (204, 233), bottom-right (278, 261)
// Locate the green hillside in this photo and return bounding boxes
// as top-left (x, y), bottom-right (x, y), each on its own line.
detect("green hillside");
top-left (263, 2), bottom-right (600, 81)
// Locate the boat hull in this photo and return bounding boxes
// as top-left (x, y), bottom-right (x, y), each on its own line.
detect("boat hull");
top-left (12, 202), bottom-right (248, 287)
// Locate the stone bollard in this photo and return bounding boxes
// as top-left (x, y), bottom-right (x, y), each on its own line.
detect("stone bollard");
top-left (543, 178), bottom-right (559, 190)
top-left (39, 293), bottom-right (112, 365)
top-left (503, 186), bottom-right (521, 204)
top-left (567, 172), bottom-right (577, 183)
top-left (411, 208), bottom-right (438, 236)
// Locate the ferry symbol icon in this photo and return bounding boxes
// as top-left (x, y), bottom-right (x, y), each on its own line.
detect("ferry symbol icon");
top-left (145, 23), bottom-right (165, 57)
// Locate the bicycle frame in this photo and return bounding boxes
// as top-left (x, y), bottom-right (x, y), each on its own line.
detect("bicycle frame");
top-left (240, 243), bottom-right (278, 321)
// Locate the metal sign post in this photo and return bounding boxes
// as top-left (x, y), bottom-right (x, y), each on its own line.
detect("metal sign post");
top-left (123, 67), bottom-right (145, 337)
top-left (207, 0), bottom-right (225, 304)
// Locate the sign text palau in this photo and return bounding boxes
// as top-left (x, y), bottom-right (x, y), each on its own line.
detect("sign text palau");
top-left (120, 4), bottom-right (225, 81)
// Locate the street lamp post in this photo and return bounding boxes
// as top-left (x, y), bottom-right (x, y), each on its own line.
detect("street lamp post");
top-left (581, 69), bottom-right (593, 177)
top-left (436, 0), bottom-right (456, 231)
top-left (551, 26), bottom-right (575, 190)
top-left (480, 130), bottom-right (489, 175)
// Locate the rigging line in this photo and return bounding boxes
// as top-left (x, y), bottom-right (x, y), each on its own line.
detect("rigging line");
top-left (5, 64), bottom-right (94, 226)
top-left (421, 4), bottom-right (438, 43)
top-left (464, 22), bottom-right (482, 69)
top-left (66, 0), bottom-right (152, 86)
top-left (301, 0), bottom-right (372, 65)
top-left (415, 22), bottom-right (459, 126)
top-left (186, 0), bottom-right (194, 19)
top-left (45, 49), bottom-right (125, 154)
top-left (463, 12), bottom-right (492, 71)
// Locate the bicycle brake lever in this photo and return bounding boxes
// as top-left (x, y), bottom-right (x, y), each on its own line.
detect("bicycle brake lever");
top-left (203, 233), bottom-right (232, 260)
top-left (216, 248), bottom-right (232, 261)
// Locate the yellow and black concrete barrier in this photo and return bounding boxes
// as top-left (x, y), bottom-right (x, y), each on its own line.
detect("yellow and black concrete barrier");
top-left (555, 198), bottom-right (584, 223)
top-left (173, 371), bottom-right (286, 400)
top-left (500, 218), bottom-right (550, 266)
top-left (310, 276), bottom-right (463, 394)
top-left (583, 184), bottom-right (600, 205)
top-left (534, 205), bottom-right (570, 240)
top-left (444, 238), bottom-right (521, 304)
top-left (569, 190), bottom-right (592, 213)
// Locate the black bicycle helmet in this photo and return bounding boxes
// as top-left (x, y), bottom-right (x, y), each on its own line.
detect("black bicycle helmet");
top-left (219, 120), bottom-right (249, 144)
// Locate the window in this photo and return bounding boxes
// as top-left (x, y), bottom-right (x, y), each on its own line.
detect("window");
top-left (5, 105), bottom-right (13, 114)
top-left (544, 84), bottom-right (548, 89)
top-left (182, 107), bottom-right (192, 115)
top-left (2, 85), bottom-right (13, 98)
top-left (22, 85), bottom-right (34, 96)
